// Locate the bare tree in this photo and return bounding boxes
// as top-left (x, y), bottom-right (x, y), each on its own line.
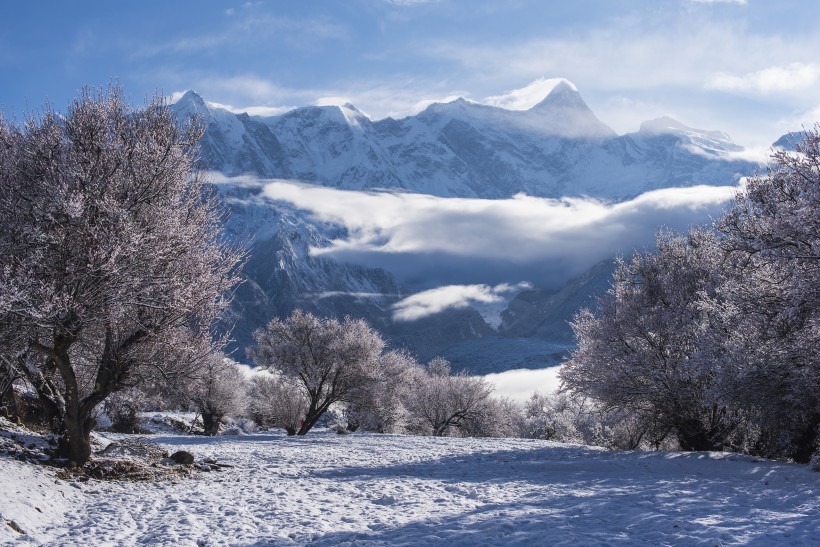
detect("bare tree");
top-left (403, 357), bottom-right (494, 437)
top-left (248, 310), bottom-right (386, 435)
top-left (0, 85), bottom-right (242, 464)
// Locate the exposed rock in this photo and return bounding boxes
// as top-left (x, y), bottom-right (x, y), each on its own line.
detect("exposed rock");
top-left (169, 450), bottom-right (195, 465)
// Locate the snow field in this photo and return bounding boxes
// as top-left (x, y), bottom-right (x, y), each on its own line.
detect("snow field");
top-left (1, 430), bottom-right (818, 545)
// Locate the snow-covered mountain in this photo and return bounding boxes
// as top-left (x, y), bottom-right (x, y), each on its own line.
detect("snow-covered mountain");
top-left (173, 81), bottom-right (754, 200)
top-left (174, 82), bottom-right (762, 371)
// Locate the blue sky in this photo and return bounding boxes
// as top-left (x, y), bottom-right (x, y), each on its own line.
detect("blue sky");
top-left (2, 0), bottom-right (819, 147)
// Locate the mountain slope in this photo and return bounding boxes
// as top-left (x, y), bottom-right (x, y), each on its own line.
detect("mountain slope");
top-left (173, 84), bottom-right (756, 200)
top-left (217, 182), bottom-right (495, 363)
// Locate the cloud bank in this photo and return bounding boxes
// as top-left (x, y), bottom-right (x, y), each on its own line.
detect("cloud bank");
top-left (484, 366), bottom-right (564, 401)
top-left (707, 63), bottom-right (820, 95)
top-left (260, 180), bottom-right (736, 289)
top-left (392, 282), bottom-right (531, 322)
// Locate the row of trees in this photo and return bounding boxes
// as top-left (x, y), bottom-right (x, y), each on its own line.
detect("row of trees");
top-left (95, 310), bottom-right (510, 439)
top-left (560, 129), bottom-right (819, 463)
top-left (246, 310), bottom-right (504, 438)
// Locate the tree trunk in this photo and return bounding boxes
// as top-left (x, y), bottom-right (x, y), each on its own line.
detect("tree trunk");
top-left (202, 412), bottom-right (221, 436)
top-left (61, 408), bottom-right (95, 466)
top-left (297, 397), bottom-right (335, 435)
top-left (790, 414), bottom-right (819, 464)
top-left (676, 419), bottom-right (720, 452)
top-left (297, 412), bottom-right (320, 435)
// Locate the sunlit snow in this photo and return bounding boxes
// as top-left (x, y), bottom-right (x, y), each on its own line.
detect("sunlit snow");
top-left (2, 428), bottom-right (818, 545)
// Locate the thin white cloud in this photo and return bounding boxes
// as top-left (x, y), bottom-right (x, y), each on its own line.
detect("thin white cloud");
top-left (682, 143), bottom-right (772, 163)
top-left (206, 75), bottom-right (290, 102)
top-left (483, 78), bottom-right (576, 110)
top-left (784, 105), bottom-right (820, 134)
top-left (392, 283), bottom-right (530, 322)
top-left (707, 63), bottom-right (820, 95)
top-left (168, 90), bottom-right (295, 117)
top-left (314, 291), bottom-right (387, 300)
top-left (132, 14), bottom-right (349, 60)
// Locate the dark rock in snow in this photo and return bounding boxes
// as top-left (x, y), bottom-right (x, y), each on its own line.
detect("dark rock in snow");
top-left (170, 450), bottom-right (195, 465)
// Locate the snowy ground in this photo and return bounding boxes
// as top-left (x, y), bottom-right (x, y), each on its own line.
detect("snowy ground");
top-left (1, 427), bottom-right (819, 546)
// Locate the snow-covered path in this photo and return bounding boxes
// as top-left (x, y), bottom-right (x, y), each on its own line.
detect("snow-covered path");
top-left (3, 431), bottom-right (819, 545)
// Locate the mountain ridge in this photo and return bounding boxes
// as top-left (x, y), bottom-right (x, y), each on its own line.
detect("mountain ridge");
top-left (172, 83), bottom-right (756, 200)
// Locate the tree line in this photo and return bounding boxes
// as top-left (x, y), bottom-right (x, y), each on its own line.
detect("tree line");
top-left (561, 131), bottom-right (819, 463)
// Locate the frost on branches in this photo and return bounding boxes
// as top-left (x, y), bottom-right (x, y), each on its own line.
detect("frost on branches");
top-left (0, 85), bottom-right (242, 465)
top-left (709, 129), bottom-right (820, 462)
top-left (248, 310), bottom-right (387, 435)
top-left (402, 357), bottom-right (494, 437)
top-left (562, 127), bottom-right (820, 462)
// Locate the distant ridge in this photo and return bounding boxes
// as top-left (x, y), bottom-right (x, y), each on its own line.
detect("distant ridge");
top-left (171, 80), bottom-right (758, 200)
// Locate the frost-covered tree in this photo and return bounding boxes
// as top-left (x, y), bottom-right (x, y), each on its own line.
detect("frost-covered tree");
top-left (524, 391), bottom-right (672, 450)
top-left (455, 395), bottom-right (525, 439)
top-left (247, 373), bottom-right (307, 435)
top-left (248, 310), bottom-right (386, 435)
top-left (344, 349), bottom-right (418, 433)
top-left (704, 129), bottom-right (820, 462)
top-left (560, 229), bottom-right (741, 451)
top-left (183, 357), bottom-right (248, 436)
top-left (0, 85), bottom-right (242, 464)
top-left (403, 357), bottom-right (494, 437)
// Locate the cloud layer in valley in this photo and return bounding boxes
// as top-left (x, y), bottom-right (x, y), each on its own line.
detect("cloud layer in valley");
top-left (392, 282), bottom-right (531, 322)
top-left (256, 179), bottom-right (737, 291)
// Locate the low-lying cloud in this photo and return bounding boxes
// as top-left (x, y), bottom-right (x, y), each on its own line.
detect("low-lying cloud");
top-left (261, 180), bottom-right (736, 289)
top-left (484, 366), bottom-right (564, 401)
top-left (392, 282), bottom-right (531, 322)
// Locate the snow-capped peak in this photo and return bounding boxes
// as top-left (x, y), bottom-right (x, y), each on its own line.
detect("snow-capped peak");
top-left (171, 90), bottom-right (216, 121)
top-left (638, 116), bottom-right (740, 153)
top-left (530, 79), bottom-right (579, 106)
top-left (524, 80), bottom-right (615, 139)
top-left (339, 103), bottom-right (370, 127)
top-left (639, 116), bottom-right (730, 141)
top-left (174, 90), bottom-right (207, 110)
